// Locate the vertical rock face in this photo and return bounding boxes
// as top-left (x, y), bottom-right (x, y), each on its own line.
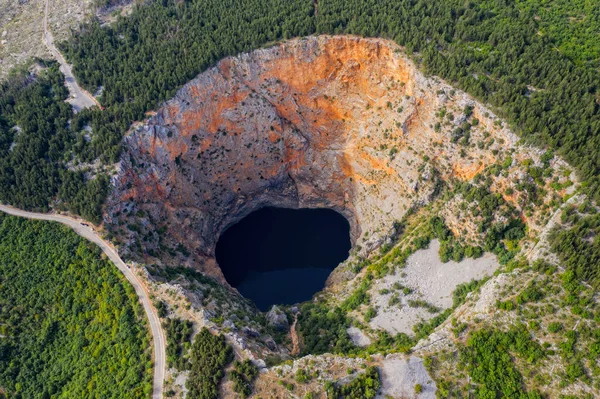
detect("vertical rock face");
top-left (106, 35), bottom-right (528, 279)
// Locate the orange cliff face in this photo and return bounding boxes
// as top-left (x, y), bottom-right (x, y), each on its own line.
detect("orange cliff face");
top-left (105, 36), bottom-right (528, 279)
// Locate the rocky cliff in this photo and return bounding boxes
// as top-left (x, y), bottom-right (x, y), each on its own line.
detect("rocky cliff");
top-left (105, 35), bottom-right (563, 280)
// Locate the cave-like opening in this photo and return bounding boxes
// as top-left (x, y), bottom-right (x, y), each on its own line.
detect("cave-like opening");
top-left (215, 207), bottom-right (351, 311)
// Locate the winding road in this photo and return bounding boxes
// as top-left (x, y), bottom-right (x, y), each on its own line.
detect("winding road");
top-left (0, 204), bottom-right (165, 399)
top-left (43, 0), bottom-right (100, 112)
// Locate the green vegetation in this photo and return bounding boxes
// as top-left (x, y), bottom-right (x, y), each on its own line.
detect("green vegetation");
top-left (450, 181), bottom-right (526, 264)
top-left (407, 299), bottom-right (440, 314)
top-left (295, 368), bottom-right (312, 384)
top-left (324, 366), bottom-right (380, 399)
top-left (0, 215), bottom-right (152, 398)
top-left (341, 277), bottom-right (372, 312)
top-left (516, 0), bottom-right (600, 66)
top-left (460, 327), bottom-right (544, 398)
top-left (550, 211), bottom-right (600, 287)
top-left (427, 260), bottom-right (600, 397)
top-left (297, 303), bottom-right (354, 356)
top-left (155, 299), bottom-right (168, 318)
top-left (186, 328), bottom-right (233, 399)
top-left (0, 62), bottom-right (108, 222)
top-left (452, 278), bottom-right (490, 307)
top-left (230, 359), bottom-right (259, 397)
top-left (164, 317), bottom-right (193, 370)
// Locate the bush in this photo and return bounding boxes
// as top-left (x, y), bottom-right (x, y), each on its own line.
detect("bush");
top-left (414, 383), bottom-right (423, 393)
top-left (548, 322), bottom-right (563, 333)
top-left (164, 318), bottom-right (193, 370)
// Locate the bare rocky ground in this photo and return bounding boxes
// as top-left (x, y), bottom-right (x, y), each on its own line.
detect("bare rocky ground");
top-left (0, 0), bottom-right (49, 78)
top-left (525, 193), bottom-right (581, 266)
top-left (0, 0), bottom-right (91, 79)
top-left (0, 0), bottom-right (133, 80)
top-left (107, 35), bottom-right (573, 283)
top-left (376, 356), bottom-right (436, 399)
top-left (367, 239), bottom-right (499, 335)
top-left (251, 354), bottom-right (368, 399)
top-left (413, 272), bottom-right (517, 354)
top-left (347, 326), bottom-right (372, 347)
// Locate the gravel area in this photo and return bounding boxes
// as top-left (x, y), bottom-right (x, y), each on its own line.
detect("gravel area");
top-left (376, 355), bottom-right (436, 399)
top-left (347, 326), bottom-right (372, 347)
top-left (368, 239), bottom-right (499, 334)
top-left (173, 370), bottom-right (189, 398)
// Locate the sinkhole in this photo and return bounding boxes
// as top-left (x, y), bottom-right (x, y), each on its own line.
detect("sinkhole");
top-left (215, 207), bottom-right (352, 311)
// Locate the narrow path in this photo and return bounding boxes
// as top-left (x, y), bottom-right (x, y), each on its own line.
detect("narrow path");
top-left (43, 0), bottom-right (100, 112)
top-left (290, 313), bottom-right (300, 356)
top-left (0, 204), bottom-right (165, 399)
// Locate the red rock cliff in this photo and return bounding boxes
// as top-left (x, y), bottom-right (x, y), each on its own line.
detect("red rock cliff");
top-left (106, 36), bottom-right (529, 280)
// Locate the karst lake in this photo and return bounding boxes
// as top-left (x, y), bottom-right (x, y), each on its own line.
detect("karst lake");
top-left (215, 207), bottom-right (351, 311)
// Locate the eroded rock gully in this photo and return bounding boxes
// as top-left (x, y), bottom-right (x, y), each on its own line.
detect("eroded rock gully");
top-left (105, 35), bottom-right (520, 280)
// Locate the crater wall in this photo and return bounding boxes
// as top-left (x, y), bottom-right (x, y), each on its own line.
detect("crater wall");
top-left (106, 36), bottom-right (529, 279)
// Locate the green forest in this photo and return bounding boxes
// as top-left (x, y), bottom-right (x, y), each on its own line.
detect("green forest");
top-left (0, 215), bottom-right (152, 398)
top-left (0, 62), bottom-right (108, 223)
top-left (515, 0), bottom-right (600, 66)
top-left (550, 203), bottom-right (600, 286)
top-left (460, 328), bottom-right (545, 399)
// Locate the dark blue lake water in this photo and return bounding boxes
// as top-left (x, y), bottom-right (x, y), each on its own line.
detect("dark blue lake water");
top-left (215, 207), bottom-right (351, 311)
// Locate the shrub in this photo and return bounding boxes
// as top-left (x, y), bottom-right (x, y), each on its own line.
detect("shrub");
top-left (548, 322), bottom-right (563, 333)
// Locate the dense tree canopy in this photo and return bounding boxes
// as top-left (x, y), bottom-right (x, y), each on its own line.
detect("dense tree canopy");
top-left (185, 328), bottom-right (233, 399)
top-left (0, 63), bottom-right (108, 222)
top-left (550, 207), bottom-right (600, 287)
top-left (325, 366), bottom-right (380, 399)
top-left (460, 327), bottom-right (545, 399)
top-left (0, 215), bottom-right (152, 398)
top-left (515, 0), bottom-right (600, 66)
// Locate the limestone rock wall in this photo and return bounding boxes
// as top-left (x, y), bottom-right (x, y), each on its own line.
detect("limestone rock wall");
top-left (105, 36), bottom-right (531, 280)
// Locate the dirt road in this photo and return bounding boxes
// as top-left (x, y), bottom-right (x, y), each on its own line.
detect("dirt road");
top-left (43, 0), bottom-right (100, 112)
top-left (0, 204), bottom-right (165, 399)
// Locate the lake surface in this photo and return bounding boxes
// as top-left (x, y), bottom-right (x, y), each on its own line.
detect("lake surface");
top-left (215, 207), bottom-right (351, 311)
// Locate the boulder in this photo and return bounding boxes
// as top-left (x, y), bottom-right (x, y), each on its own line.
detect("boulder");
top-left (264, 337), bottom-right (277, 351)
top-left (266, 305), bottom-right (289, 331)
